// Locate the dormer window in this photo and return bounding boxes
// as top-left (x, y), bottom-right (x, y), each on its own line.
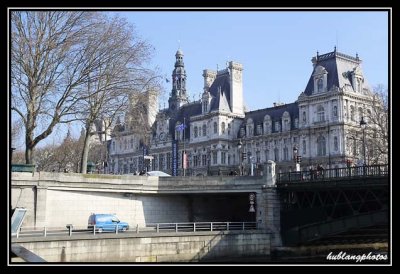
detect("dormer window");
top-left (313, 65), bottom-right (328, 94)
top-left (317, 79), bottom-right (323, 92)
top-left (357, 78), bottom-right (362, 93)
top-left (275, 121), bottom-right (281, 132)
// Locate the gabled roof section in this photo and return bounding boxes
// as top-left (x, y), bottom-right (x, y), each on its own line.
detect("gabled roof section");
top-left (208, 72), bottom-right (231, 112)
top-left (304, 50), bottom-right (362, 95)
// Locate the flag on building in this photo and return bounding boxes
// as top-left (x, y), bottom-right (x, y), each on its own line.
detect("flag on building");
top-left (175, 123), bottom-right (186, 132)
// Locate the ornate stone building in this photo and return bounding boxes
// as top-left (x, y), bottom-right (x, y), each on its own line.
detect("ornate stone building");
top-left (108, 47), bottom-right (375, 175)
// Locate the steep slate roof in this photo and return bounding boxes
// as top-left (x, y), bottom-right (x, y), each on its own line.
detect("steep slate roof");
top-left (168, 102), bottom-right (202, 140)
top-left (208, 72), bottom-right (232, 112)
top-left (238, 102), bottom-right (299, 137)
top-left (304, 51), bottom-right (362, 95)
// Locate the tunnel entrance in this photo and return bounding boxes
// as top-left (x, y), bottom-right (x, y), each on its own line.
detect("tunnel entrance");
top-left (187, 193), bottom-right (256, 223)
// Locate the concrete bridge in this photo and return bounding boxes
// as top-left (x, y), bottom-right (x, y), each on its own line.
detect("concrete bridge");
top-left (10, 163), bottom-right (389, 262)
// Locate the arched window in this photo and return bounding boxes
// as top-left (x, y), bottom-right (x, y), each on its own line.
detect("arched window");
top-left (334, 136), bottom-right (338, 151)
top-left (353, 137), bottom-right (357, 156)
top-left (221, 122), bottom-right (226, 134)
top-left (112, 141), bottom-right (115, 151)
top-left (240, 128), bottom-right (245, 138)
top-left (317, 78), bottom-right (323, 92)
top-left (283, 147), bottom-right (289, 161)
top-left (317, 105), bottom-right (325, 122)
top-left (317, 136), bottom-right (326, 156)
top-left (265, 149), bottom-right (269, 161)
top-left (333, 106), bottom-right (338, 117)
top-left (213, 122), bottom-right (218, 134)
top-left (194, 126), bottom-right (198, 138)
top-left (202, 124), bottom-right (206, 136)
top-left (302, 140), bottom-right (306, 155)
top-left (302, 111), bottom-right (307, 123)
top-left (130, 138), bottom-right (134, 149)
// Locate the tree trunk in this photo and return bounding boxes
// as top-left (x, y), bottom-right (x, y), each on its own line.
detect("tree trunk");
top-left (25, 146), bottom-right (33, 164)
top-left (80, 122), bottom-right (92, 174)
top-left (25, 129), bottom-right (34, 164)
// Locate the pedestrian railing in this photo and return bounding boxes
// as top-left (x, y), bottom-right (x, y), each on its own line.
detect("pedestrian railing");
top-left (13, 222), bottom-right (258, 238)
top-left (277, 164), bottom-right (388, 184)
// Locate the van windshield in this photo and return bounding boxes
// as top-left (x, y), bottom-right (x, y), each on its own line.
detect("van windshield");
top-left (111, 216), bottom-right (120, 222)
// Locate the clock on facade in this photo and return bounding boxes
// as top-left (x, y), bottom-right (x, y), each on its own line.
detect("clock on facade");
top-left (159, 132), bottom-right (166, 141)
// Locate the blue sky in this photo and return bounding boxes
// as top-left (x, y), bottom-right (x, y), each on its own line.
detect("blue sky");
top-left (13, 10), bottom-right (389, 150)
top-left (119, 10), bottom-right (389, 111)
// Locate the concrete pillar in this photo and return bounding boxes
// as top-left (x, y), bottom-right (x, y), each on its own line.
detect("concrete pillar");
top-left (263, 160), bottom-right (276, 186)
top-left (35, 186), bottom-right (47, 228)
top-left (261, 160), bottom-right (281, 247)
top-left (263, 187), bottom-right (282, 248)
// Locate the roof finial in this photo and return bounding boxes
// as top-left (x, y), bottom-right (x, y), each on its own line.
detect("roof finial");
top-left (316, 51), bottom-right (319, 61)
top-left (334, 46), bottom-right (337, 52)
top-left (216, 64), bottom-right (219, 72)
top-left (356, 52), bottom-right (359, 60)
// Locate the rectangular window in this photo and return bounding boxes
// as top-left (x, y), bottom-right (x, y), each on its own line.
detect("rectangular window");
top-left (256, 151), bottom-right (260, 163)
top-left (202, 154), bottom-right (207, 166)
top-left (212, 151), bottom-right (217, 165)
top-left (159, 154), bottom-right (164, 170)
top-left (166, 153), bottom-right (171, 169)
top-left (221, 152), bottom-right (226, 164)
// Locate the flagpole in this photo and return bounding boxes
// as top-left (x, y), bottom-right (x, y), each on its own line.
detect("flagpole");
top-left (183, 117), bottom-right (186, 177)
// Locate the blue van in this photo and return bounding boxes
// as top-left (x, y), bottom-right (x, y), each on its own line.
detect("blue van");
top-left (88, 213), bottom-right (129, 233)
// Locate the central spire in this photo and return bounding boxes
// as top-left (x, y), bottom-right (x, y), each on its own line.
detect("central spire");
top-left (169, 49), bottom-right (188, 111)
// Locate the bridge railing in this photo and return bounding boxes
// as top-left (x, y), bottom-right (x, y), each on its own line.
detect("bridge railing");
top-left (145, 222), bottom-right (258, 233)
top-left (13, 222), bottom-right (258, 238)
top-left (277, 164), bottom-right (388, 184)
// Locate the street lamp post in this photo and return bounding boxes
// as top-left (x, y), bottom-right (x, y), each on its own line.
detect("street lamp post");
top-left (237, 139), bottom-right (243, 175)
top-left (293, 146), bottom-right (300, 172)
top-left (360, 116), bottom-right (367, 166)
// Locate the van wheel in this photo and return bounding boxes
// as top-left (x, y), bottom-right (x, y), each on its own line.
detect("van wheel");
top-left (122, 227), bottom-right (127, 232)
top-left (98, 228), bottom-right (103, 233)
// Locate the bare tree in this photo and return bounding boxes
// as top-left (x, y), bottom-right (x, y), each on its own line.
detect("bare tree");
top-left (74, 14), bottom-right (159, 173)
top-left (10, 11), bottom-right (118, 164)
top-left (365, 84), bottom-right (388, 165)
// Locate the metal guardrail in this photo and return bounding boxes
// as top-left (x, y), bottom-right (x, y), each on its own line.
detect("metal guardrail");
top-left (146, 222), bottom-right (258, 233)
top-left (14, 222), bottom-right (258, 238)
top-left (277, 164), bottom-right (388, 184)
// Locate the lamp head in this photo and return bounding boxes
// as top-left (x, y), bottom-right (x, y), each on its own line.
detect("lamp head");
top-left (237, 139), bottom-right (242, 149)
top-left (360, 116), bottom-right (367, 129)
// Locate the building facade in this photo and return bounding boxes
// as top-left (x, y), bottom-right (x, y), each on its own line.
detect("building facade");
top-left (108, 48), bottom-right (375, 175)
